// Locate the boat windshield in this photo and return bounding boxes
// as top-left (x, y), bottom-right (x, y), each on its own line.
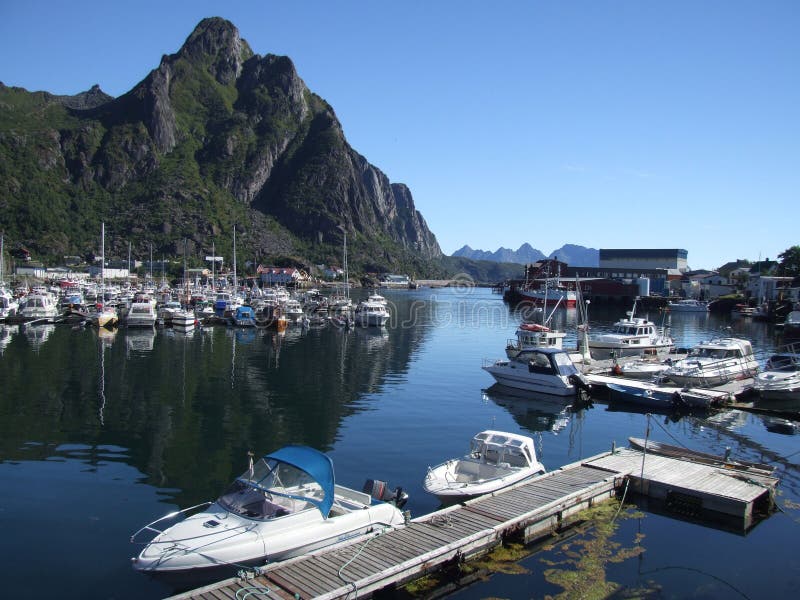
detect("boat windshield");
top-left (767, 354), bottom-right (800, 372)
top-left (551, 351), bottom-right (579, 376)
top-left (218, 457), bottom-right (325, 520)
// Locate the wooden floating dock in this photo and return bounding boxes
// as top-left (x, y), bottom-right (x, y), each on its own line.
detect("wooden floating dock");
top-left (170, 444), bottom-right (778, 600)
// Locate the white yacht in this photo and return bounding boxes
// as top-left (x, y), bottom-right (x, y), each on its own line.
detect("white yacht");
top-left (127, 298), bottom-right (158, 328)
top-left (664, 338), bottom-right (759, 388)
top-left (354, 299), bottom-right (389, 327)
top-left (587, 300), bottom-right (673, 359)
top-left (19, 292), bottom-right (59, 321)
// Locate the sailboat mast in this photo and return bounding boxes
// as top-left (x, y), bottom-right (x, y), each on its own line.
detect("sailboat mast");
top-left (211, 240), bottom-right (216, 291)
top-left (343, 229), bottom-right (348, 299)
top-left (101, 222), bottom-right (105, 294)
top-left (233, 224), bottom-right (237, 291)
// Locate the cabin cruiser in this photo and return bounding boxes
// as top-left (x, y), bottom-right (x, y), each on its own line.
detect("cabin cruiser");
top-left (423, 430), bottom-right (545, 504)
top-left (483, 347), bottom-right (590, 396)
top-left (667, 299), bottom-right (709, 312)
top-left (172, 309), bottom-right (196, 333)
top-left (663, 338), bottom-right (759, 388)
top-left (753, 350), bottom-right (800, 402)
top-left (354, 299), bottom-right (389, 327)
top-left (587, 300), bottom-right (673, 359)
top-left (18, 292), bottom-right (59, 321)
top-left (131, 445), bottom-right (408, 583)
top-left (126, 299), bottom-right (157, 328)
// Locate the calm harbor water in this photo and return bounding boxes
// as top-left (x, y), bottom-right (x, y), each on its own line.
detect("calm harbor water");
top-left (1, 287), bottom-right (798, 599)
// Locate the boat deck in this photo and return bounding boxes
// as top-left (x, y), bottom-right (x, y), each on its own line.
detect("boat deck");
top-left (169, 445), bottom-right (778, 600)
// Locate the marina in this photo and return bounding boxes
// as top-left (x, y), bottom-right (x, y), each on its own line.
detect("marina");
top-left (170, 440), bottom-right (778, 599)
top-left (0, 287), bottom-right (798, 600)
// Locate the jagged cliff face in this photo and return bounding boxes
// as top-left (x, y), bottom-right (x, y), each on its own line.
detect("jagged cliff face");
top-left (0, 17), bottom-right (441, 271)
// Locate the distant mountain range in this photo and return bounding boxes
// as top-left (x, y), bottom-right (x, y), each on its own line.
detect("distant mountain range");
top-left (452, 244), bottom-right (599, 267)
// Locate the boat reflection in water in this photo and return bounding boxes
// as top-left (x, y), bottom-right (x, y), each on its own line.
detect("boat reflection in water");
top-left (126, 327), bottom-right (156, 354)
top-left (482, 384), bottom-right (590, 436)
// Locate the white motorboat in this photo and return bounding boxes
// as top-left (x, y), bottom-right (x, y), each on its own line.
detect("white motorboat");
top-left (587, 299), bottom-right (673, 359)
top-left (18, 292), bottom-right (59, 321)
top-left (423, 430), bottom-right (545, 504)
top-left (0, 288), bottom-right (19, 320)
top-left (753, 350), bottom-right (800, 403)
top-left (667, 299), bottom-right (709, 312)
top-left (157, 300), bottom-right (183, 325)
top-left (617, 357), bottom-right (673, 381)
top-left (483, 347), bottom-right (591, 396)
top-left (663, 337), bottom-right (759, 388)
top-left (354, 299), bottom-right (389, 327)
top-left (131, 445), bottom-right (408, 584)
top-left (172, 309), bottom-right (196, 333)
top-left (126, 300), bottom-right (158, 328)
top-left (282, 299), bottom-right (304, 323)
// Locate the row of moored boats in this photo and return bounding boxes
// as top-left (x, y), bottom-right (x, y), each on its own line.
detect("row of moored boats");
top-left (481, 298), bottom-right (800, 407)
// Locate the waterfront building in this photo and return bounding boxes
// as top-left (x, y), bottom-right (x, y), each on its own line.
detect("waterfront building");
top-left (599, 248), bottom-right (689, 272)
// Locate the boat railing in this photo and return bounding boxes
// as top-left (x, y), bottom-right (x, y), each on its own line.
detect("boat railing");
top-left (130, 501), bottom-right (212, 545)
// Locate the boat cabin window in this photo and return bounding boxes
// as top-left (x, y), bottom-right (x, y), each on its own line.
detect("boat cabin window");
top-left (551, 351), bottom-right (580, 376)
top-left (528, 353), bottom-right (555, 374)
top-left (767, 354), bottom-right (798, 371)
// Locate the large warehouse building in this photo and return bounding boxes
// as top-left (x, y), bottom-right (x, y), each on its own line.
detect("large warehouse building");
top-left (599, 249), bottom-right (689, 272)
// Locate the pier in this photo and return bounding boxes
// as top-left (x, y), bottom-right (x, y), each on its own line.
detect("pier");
top-left (170, 443), bottom-right (778, 600)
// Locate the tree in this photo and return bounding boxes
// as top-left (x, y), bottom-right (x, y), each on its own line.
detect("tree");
top-left (777, 246), bottom-right (800, 277)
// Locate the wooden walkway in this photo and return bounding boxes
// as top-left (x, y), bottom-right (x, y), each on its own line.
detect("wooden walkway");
top-left (170, 447), bottom-right (778, 600)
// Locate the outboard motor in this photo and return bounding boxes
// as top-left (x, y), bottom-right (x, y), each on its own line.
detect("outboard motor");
top-left (568, 373), bottom-right (591, 395)
top-left (363, 479), bottom-right (409, 509)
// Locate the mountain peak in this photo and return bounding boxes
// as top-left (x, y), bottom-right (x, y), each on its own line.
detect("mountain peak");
top-left (178, 17), bottom-right (253, 85)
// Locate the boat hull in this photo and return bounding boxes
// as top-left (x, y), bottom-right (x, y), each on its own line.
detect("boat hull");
top-left (133, 500), bottom-right (403, 585)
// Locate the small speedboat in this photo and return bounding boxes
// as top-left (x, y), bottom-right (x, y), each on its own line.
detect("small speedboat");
top-left (131, 445), bottom-right (408, 584)
top-left (423, 430), bottom-right (545, 504)
top-left (754, 351), bottom-right (800, 403)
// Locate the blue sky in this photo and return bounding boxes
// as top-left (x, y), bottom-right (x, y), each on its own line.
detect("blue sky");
top-left (1, 1), bottom-right (797, 270)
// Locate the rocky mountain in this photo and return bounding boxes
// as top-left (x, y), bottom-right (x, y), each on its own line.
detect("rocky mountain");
top-left (452, 243), bottom-right (598, 267)
top-left (0, 17), bottom-right (441, 275)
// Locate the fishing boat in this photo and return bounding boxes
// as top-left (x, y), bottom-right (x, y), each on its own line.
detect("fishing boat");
top-left (587, 298), bottom-right (673, 359)
top-left (482, 346), bottom-right (591, 396)
top-left (423, 430), bottom-right (545, 504)
top-left (131, 445), bottom-right (408, 583)
top-left (505, 322), bottom-right (566, 359)
top-left (663, 337), bottom-right (759, 388)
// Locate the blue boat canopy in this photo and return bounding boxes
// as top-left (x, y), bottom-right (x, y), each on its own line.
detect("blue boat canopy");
top-left (224, 445), bottom-right (335, 519)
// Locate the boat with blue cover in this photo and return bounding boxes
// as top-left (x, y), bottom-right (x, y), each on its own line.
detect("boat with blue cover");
top-left (131, 445), bottom-right (408, 583)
